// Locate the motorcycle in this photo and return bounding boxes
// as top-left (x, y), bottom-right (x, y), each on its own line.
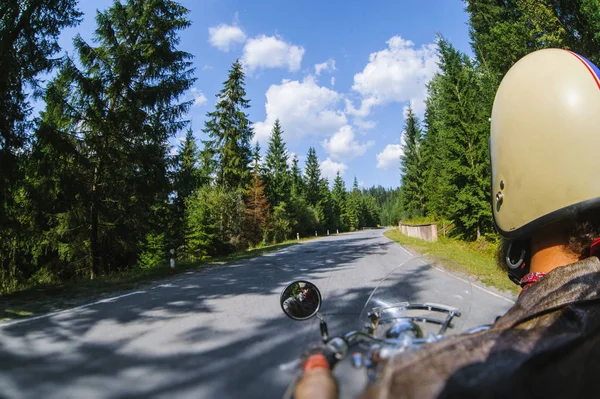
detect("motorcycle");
top-left (279, 255), bottom-right (492, 398)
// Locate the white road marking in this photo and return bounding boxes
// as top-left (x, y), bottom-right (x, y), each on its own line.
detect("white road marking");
top-left (0, 291), bottom-right (146, 328)
top-left (431, 265), bottom-right (515, 304)
top-left (393, 243), bottom-right (516, 305)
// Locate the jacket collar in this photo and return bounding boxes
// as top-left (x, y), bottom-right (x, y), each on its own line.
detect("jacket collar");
top-left (495, 256), bottom-right (600, 329)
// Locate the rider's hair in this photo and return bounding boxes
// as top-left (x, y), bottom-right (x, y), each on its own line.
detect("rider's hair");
top-left (496, 208), bottom-right (600, 272)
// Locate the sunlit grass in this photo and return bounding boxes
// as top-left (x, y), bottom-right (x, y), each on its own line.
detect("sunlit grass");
top-left (384, 229), bottom-right (519, 296)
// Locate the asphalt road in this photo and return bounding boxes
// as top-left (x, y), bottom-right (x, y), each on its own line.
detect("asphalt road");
top-left (0, 229), bottom-right (514, 399)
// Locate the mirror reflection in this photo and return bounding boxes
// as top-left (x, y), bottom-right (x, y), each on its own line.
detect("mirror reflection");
top-left (280, 281), bottom-right (322, 320)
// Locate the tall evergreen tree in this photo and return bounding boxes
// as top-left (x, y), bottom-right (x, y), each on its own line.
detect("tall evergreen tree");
top-left (252, 141), bottom-right (261, 173)
top-left (331, 172), bottom-right (348, 231)
top-left (290, 154), bottom-right (304, 197)
top-left (316, 178), bottom-right (334, 230)
top-left (264, 119), bottom-right (290, 207)
top-left (36, 0), bottom-right (195, 279)
top-left (0, 0), bottom-right (81, 289)
top-left (400, 106), bottom-right (426, 218)
top-left (435, 37), bottom-right (492, 239)
top-left (202, 60), bottom-right (253, 191)
top-left (420, 74), bottom-right (449, 220)
top-left (172, 129), bottom-right (201, 252)
top-left (347, 177), bottom-right (362, 231)
top-left (303, 147), bottom-right (321, 206)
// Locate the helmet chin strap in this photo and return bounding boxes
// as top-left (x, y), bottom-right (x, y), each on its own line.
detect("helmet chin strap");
top-left (506, 240), bottom-right (530, 286)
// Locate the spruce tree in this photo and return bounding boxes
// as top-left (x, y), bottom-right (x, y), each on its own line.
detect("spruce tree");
top-left (0, 0), bottom-right (81, 288)
top-left (172, 129), bottom-right (201, 252)
top-left (290, 154), bottom-right (304, 197)
top-left (331, 172), bottom-right (348, 231)
top-left (435, 37), bottom-right (492, 239)
top-left (400, 106), bottom-right (426, 218)
top-left (202, 60), bottom-right (253, 191)
top-left (264, 119), bottom-right (290, 207)
top-left (303, 147), bottom-right (321, 206)
top-left (36, 0), bottom-right (195, 278)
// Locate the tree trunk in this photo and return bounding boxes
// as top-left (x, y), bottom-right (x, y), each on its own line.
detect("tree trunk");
top-left (90, 165), bottom-right (99, 280)
top-left (476, 223), bottom-right (481, 240)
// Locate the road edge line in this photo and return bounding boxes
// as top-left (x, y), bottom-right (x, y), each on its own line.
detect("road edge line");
top-left (0, 291), bottom-right (146, 328)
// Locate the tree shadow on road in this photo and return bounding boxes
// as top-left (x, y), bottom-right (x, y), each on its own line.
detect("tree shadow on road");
top-left (0, 232), bottom-right (434, 399)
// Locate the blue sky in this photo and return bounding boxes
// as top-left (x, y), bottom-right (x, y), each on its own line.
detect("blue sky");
top-left (55, 0), bottom-right (473, 189)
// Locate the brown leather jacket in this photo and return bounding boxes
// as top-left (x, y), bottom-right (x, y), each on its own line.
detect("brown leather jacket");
top-left (360, 256), bottom-right (600, 399)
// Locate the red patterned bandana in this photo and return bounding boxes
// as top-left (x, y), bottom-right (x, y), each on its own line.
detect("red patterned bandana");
top-left (519, 272), bottom-right (547, 296)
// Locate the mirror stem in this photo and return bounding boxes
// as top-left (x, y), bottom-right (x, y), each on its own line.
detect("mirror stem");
top-left (317, 313), bottom-right (329, 342)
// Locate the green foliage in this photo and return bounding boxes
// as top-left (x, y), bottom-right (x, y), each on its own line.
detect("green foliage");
top-left (172, 129), bottom-right (202, 253)
top-left (0, 0), bottom-right (81, 291)
top-left (27, 0), bottom-right (194, 279)
top-left (332, 172), bottom-right (349, 231)
top-left (138, 232), bottom-right (166, 269)
top-left (290, 154), bottom-right (304, 197)
top-left (264, 119), bottom-right (291, 207)
top-left (271, 202), bottom-right (292, 243)
top-left (303, 147), bottom-right (321, 206)
top-left (400, 106), bottom-right (426, 218)
top-left (202, 60), bottom-right (253, 191)
top-left (185, 186), bottom-right (242, 259)
top-left (465, 0), bottom-right (600, 76)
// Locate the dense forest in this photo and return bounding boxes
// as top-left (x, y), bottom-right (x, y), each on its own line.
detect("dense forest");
top-left (2, 0), bottom-right (600, 292)
top-left (396, 0), bottom-right (600, 240)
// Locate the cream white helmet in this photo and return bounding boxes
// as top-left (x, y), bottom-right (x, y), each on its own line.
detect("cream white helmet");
top-left (490, 48), bottom-right (600, 239)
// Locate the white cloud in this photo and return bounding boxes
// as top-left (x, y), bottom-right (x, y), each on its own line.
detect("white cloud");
top-left (348, 35), bottom-right (438, 118)
top-left (320, 158), bottom-right (348, 180)
top-left (321, 125), bottom-right (374, 161)
top-left (242, 35), bottom-right (305, 72)
top-left (191, 87), bottom-right (207, 107)
top-left (376, 143), bottom-right (404, 170)
top-left (331, 77), bottom-right (335, 86)
top-left (253, 75), bottom-right (347, 144)
top-left (354, 119), bottom-right (376, 130)
top-left (315, 59), bottom-right (336, 76)
top-left (208, 23), bottom-right (247, 52)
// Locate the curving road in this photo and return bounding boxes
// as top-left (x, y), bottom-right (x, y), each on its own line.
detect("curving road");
top-left (0, 229), bottom-right (514, 399)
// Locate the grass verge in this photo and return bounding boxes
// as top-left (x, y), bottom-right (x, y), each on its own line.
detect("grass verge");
top-left (384, 229), bottom-right (519, 296)
top-left (0, 238), bottom-right (312, 322)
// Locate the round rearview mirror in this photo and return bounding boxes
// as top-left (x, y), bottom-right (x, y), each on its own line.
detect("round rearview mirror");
top-left (280, 280), bottom-right (322, 320)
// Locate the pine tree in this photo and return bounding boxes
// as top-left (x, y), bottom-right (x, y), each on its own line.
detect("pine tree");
top-left (264, 119), bottom-right (290, 207)
top-left (420, 74), bottom-right (449, 220)
top-left (0, 0), bottom-right (81, 289)
top-left (36, 0), bottom-right (195, 279)
top-left (435, 37), bottom-right (492, 239)
top-left (172, 129), bottom-right (201, 253)
top-left (331, 172), bottom-right (348, 231)
top-left (400, 106), bottom-right (426, 218)
top-left (202, 60), bottom-right (253, 191)
top-left (290, 154), bottom-right (304, 197)
top-left (347, 177), bottom-right (362, 231)
top-left (252, 141), bottom-right (261, 173)
top-left (304, 147), bottom-right (321, 206)
top-left (316, 178), bottom-right (334, 231)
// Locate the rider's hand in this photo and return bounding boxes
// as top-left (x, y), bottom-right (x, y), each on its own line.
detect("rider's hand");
top-left (301, 343), bottom-right (338, 369)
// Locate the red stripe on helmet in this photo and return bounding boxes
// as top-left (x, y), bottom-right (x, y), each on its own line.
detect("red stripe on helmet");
top-left (566, 50), bottom-right (600, 90)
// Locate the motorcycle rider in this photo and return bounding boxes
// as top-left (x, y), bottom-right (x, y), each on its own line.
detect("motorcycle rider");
top-left (283, 284), bottom-right (319, 319)
top-left (294, 48), bottom-right (600, 398)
